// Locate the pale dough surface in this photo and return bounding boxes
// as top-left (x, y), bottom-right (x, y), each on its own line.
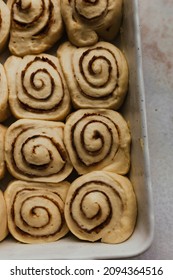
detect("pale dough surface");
top-left (7, 0), bottom-right (63, 56)
top-left (0, 190), bottom-right (8, 242)
top-left (0, 0), bottom-right (10, 52)
top-left (57, 41), bottom-right (128, 110)
top-left (5, 180), bottom-right (69, 243)
top-left (64, 109), bottom-right (131, 175)
top-left (4, 54), bottom-right (71, 121)
top-left (0, 125), bottom-right (7, 180)
top-left (65, 171), bottom-right (137, 243)
top-left (5, 119), bottom-right (73, 182)
top-left (0, 63), bottom-right (10, 122)
top-left (61, 0), bottom-right (122, 46)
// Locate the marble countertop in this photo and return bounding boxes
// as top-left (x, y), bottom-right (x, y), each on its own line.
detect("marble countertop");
top-left (135, 0), bottom-right (173, 259)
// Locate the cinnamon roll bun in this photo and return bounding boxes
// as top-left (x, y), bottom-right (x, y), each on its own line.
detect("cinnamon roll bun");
top-left (4, 54), bottom-right (71, 121)
top-left (64, 109), bottom-right (131, 175)
top-left (0, 125), bottom-right (7, 180)
top-left (61, 0), bottom-right (122, 47)
top-left (7, 0), bottom-right (63, 56)
top-left (65, 171), bottom-right (137, 243)
top-left (0, 63), bottom-right (10, 122)
top-left (57, 41), bottom-right (128, 110)
top-left (5, 119), bottom-right (73, 182)
top-left (0, 190), bottom-right (8, 242)
top-left (0, 0), bottom-right (10, 52)
top-left (5, 180), bottom-right (69, 243)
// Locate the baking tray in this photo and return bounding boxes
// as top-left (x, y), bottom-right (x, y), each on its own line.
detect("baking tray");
top-left (0, 0), bottom-right (154, 259)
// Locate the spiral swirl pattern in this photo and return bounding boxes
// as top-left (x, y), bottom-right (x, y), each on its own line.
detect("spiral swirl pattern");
top-left (5, 119), bottom-right (73, 182)
top-left (5, 54), bottom-right (71, 121)
top-left (0, 190), bottom-right (8, 242)
top-left (0, 63), bottom-right (10, 122)
top-left (57, 41), bottom-right (128, 110)
top-left (8, 0), bottom-right (63, 56)
top-left (61, 0), bottom-right (122, 46)
top-left (0, 125), bottom-right (7, 180)
top-left (65, 171), bottom-right (137, 243)
top-left (0, 0), bottom-right (10, 52)
top-left (64, 109), bottom-right (131, 175)
top-left (5, 180), bottom-right (69, 243)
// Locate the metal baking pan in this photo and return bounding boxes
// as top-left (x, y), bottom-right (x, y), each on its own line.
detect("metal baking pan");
top-left (0, 0), bottom-right (154, 259)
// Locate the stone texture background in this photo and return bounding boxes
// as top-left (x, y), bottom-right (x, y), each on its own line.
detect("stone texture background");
top-left (135, 0), bottom-right (173, 259)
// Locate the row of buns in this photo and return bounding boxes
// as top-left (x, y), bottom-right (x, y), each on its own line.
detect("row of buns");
top-left (0, 172), bottom-right (137, 244)
top-left (0, 109), bottom-right (131, 181)
top-left (0, 0), bottom-right (122, 55)
top-left (0, 41), bottom-right (128, 123)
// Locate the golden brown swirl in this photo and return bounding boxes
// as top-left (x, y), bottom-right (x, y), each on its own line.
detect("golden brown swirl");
top-left (5, 180), bottom-right (69, 243)
top-left (5, 119), bottom-right (73, 182)
top-left (0, 63), bottom-right (10, 122)
top-left (4, 54), bottom-right (71, 121)
top-left (0, 190), bottom-right (8, 242)
top-left (65, 171), bottom-right (137, 243)
top-left (0, 0), bottom-right (10, 52)
top-left (64, 109), bottom-right (131, 175)
top-left (61, 0), bottom-right (122, 46)
top-left (57, 41), bottom-right (128, 110)
top-left (0, 125), bottom-right (7, 180)
top-left (7, 0), bottom-right (63, 56)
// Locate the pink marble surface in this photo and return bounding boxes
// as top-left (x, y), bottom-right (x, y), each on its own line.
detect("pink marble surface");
top-left (136, 0), bottom-right (173, 259)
